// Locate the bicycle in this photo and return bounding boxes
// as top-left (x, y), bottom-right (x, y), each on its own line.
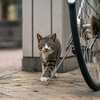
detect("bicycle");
top-left (46, 0), bottom-right (100, 91)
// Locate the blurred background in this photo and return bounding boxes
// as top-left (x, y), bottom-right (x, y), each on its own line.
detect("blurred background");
top-left (0, 0), bottom-right (22, 72)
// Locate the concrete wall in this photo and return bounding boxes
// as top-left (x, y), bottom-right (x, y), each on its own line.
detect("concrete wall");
top-left (34, 0), bottom-right (51, 57)
top-left (0, 0), bottom-right (2, 20)
top-left (22, 0), bottom-right (79, 72)
top-left (23, 0), bottom-right (32, 57)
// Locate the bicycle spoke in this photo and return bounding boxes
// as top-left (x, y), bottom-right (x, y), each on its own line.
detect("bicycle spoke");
top-left (68, 0), bottom-right (100, 90)
top-left (76, 0), bottom-right (100, 83)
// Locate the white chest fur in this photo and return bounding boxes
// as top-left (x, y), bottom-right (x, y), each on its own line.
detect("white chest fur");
top-left (42, 52), bottom-right (50, 62)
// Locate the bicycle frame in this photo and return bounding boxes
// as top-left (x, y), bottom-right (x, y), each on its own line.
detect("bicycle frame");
top-left (66, 0), bottom-right (99, 54)
top-left (76, 0), bottom-right (100, 50)
top-left (67, 0), bottom-right (94, 48)
top-left (77, 0), bottom-right (95, 29)
top-left (68, 0), bottom-right (100, 54)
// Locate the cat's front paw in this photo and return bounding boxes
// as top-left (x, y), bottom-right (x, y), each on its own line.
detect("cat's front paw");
top-left (40, 77), bottom-right (50, 82)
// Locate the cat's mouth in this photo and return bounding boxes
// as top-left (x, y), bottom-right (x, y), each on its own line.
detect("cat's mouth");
top-left (43, 49), bottom-right (50, 53)
top-left (45, 49), bottom-right (49, 52)
top-left (42, 50), bottom-right (54, 54)
top-left (42, 49), bottom-right (53, 53)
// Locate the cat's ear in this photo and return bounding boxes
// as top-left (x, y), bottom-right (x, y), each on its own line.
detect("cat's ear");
top-left (50, 33), bottom-right (56, 42)
top-left (37, 33), bottom-right (43, 42)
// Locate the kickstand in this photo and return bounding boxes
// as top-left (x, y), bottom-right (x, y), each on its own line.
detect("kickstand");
top-left (46, 41), bottom-right (73, 86)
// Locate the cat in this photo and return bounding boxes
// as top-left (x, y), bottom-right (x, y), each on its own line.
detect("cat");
top-left (37, 33), bottom-right (61, 82)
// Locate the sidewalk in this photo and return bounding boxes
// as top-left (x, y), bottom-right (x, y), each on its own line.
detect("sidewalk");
top-left (0, 68), bottom-right (100, 100)
top-left (0, 49), bottom-right (22, 72)
top-left (0, 49), bottom-right (100, 100)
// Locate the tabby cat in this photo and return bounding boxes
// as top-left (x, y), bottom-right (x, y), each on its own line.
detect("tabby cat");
top-left (37, 33), bottom-right (61, 82)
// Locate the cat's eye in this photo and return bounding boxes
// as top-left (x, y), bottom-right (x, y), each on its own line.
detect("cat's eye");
top-left (49, 44), bottom-right (52, 46)
top-left (41, 44), bottom-right (45, 46)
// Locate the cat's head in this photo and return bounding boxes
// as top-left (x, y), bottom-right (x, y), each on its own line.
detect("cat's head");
top-left (37, 33), bottom-right (56, 54)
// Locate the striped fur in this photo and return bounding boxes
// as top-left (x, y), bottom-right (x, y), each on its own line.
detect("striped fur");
top-left (37, 33), bottom-right (61, 82)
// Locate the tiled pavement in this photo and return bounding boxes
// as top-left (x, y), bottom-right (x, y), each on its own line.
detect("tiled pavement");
top-left (0, 49), bottom-right (100, 100)
top-left (0, 68), bottom-right (100, 100)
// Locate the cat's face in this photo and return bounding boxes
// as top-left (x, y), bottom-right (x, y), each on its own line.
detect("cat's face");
top-left (37, 33), bottom-right (56, 54)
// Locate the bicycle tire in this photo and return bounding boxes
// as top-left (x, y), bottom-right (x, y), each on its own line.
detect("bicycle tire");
top-left (68, 0), bottom-right (100, 91)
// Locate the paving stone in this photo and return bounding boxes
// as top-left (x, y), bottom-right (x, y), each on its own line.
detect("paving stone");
top-left (0, 68), bottom-right (100, 100)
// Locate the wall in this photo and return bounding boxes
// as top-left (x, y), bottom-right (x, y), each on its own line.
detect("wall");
top-left (0, 0), bottom-right (2, 20)
top-left (22, 0), bottom-right (79, 72)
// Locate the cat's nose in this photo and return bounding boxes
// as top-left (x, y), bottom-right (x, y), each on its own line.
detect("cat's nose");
top-left (45, 48), bottom-right (48, 51)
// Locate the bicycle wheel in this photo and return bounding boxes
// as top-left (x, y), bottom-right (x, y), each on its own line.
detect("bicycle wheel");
top-left (68, 0), bottom-right (100, 91)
